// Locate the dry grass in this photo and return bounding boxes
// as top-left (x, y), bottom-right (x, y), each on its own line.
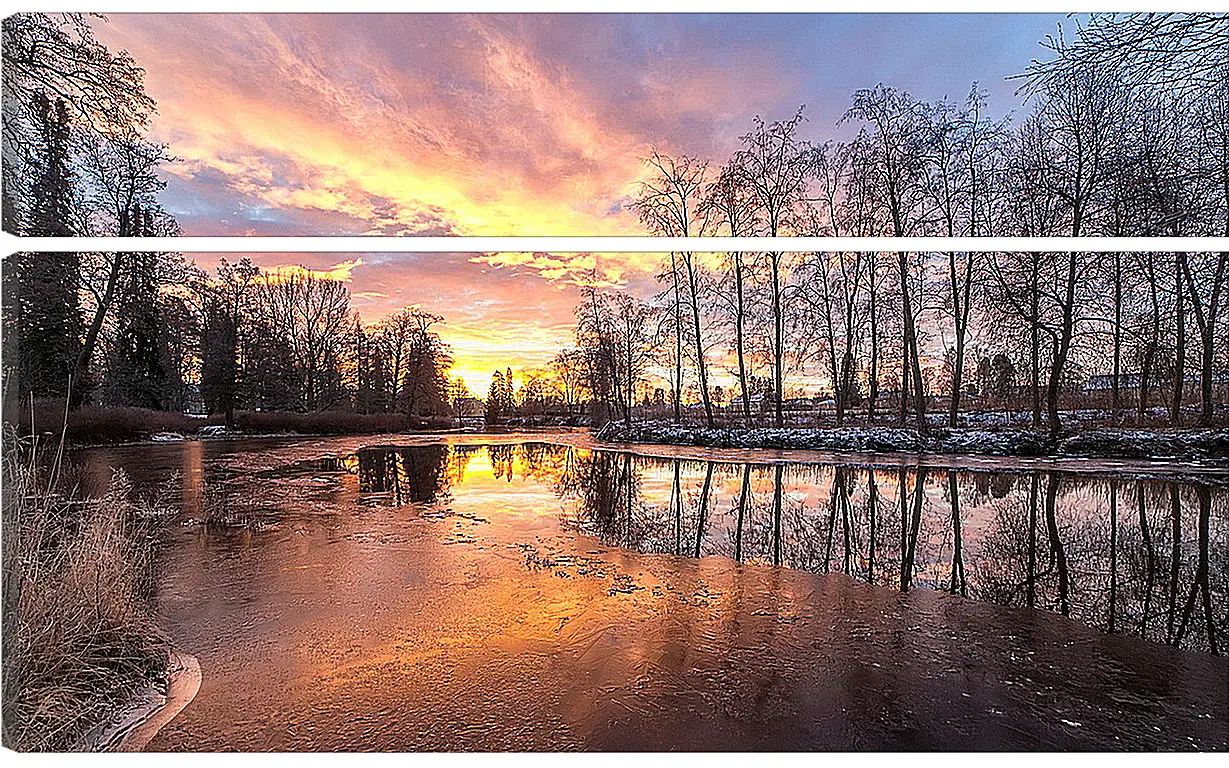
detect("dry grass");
top-left (1, 428), bottom-right (169, 751)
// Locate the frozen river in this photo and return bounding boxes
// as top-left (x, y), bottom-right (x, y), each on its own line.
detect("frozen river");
top-left (77, 433), bottom-right (1228, 750)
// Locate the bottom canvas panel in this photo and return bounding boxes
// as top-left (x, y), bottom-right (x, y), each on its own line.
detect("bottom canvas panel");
top-left (1, 250), bottom-right (1226, 752)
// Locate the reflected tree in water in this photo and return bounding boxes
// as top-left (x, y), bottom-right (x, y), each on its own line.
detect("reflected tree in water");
top-left (354, 445), bottom-right (449, 505)
top-left (539, 450), bottom-right (1226, 654)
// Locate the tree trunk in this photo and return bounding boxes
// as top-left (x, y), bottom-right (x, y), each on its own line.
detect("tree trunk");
top-left (866, 469), bottom-right (878, 583)
top-left (1046, 253), bottom-right (1079, 437)
top-left (74, 253), bottom-right (126, 406)
top-left (1140, 259), bottom-right (1161, 423)
top-left (684, 254), bottom-right (714, 427)
top-left (1030, 252), bottom-right (1042, 429)
top-left (868, 262), bottom-right (880, 425)
top-left (900, 467), bottom-right (926, 591)
top-left (1166, 484), bottom-right (1182, 644)
top-left (670, 253), bottom-right (682, 422)
top-left (1171, 252), bottom-right (1186, 427)
top-left (1027, 473), bottom-right (1038, 609)
top-left (734, 463), bottom-right (750, 562)
top-left (1112, 251), bottom-right (1123, 421)
top-left (947, 251), bottom-right (973, 429)
top-left (624, 336), bottom-right (634, 425)
top-left (1109, 481), bottom-right (1118, 633)
top-left (694, 461), bottom-right (713, 558)
top-left (1178, 251), bottom-right (1227, 427)
top-left (772, 463), bottom-right (784, 566)
top-left (1139, 485), bottom-right (1157, 636)
top-left (837, 351), bottom-right (854, 427)
top-left (734, 252), bottom-right (752, 427)
top-left (770, 252), bottom-right (785, 428)
top-left (671, 459), bottom-right (682, 556)
top-left (898, 252), bottom-right (927, 432)
top-left (899, 351), bottom-right (909, 426)
top-left (948, 470), bottom-right (965, 596)
top-left (949, 331), bottom-right (966, 429)
top-left (1044, 472), bottom-right (1070, 616)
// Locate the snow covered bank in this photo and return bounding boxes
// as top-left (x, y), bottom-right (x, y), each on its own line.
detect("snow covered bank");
top-left (595, 423), bottom-right (1229, 461)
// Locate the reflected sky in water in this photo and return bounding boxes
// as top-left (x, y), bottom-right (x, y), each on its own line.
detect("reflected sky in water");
top-left (70, 436), bottom-right (1228, 750)
top-left (254, 441), bottom-right (1226, 656)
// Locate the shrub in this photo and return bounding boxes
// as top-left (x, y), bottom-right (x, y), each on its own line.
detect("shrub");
top-left (9, 401), bottom-right (459, 445)
top-left (232, 410), bottom-right (455, 435)
top-left (15, 400), bottom-right (213, 444)
top-left (234, 410), bottom-right (409, 435)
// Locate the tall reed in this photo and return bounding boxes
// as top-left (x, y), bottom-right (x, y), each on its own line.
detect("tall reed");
top-left (2, 421), bottom-right (168, 751)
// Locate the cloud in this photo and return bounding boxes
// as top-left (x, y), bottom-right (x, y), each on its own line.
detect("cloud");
top-left (468, 251), bottom-right (672, 288)
top-left (259, 258), bottom-right (365, 282)
top-left (90, 14), bottom-right (1065, 239)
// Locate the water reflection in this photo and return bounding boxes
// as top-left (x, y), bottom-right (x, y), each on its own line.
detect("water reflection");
top-left (325, 443), bottom-right (1225, 656)
top-left (569, 449), bottom-right (1226, 656)
top-left (80, 440), bottom-right (1228, 657)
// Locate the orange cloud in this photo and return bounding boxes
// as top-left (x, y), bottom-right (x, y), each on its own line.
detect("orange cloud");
top-left (93, 14), bottom-right (662, 237)
top-left (260, 258), bottom-right (365, 283)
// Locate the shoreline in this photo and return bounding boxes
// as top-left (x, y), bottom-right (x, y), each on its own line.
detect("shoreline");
top-left (595, 422), bottom-right (1229, 463)
top-left (78, 648), bottom-right (201, 753)
top-left (65, 426), bottom-right (1229, 483)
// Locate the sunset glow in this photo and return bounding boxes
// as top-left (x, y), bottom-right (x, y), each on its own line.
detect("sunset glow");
top-left (110, 13), bottom-right (1074, 392)
top-left (192, 251), bottom-right (652, 395)
top-left (92, 12), bottom-right (1070, 239)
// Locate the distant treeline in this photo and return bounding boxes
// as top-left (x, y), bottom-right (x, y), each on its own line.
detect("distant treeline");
top-left (2, 254), bottom-right (457, 430)
top-left (570, 248), bottom-right (1228, 435)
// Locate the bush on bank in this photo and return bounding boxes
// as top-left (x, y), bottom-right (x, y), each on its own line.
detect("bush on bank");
top-left (11, 401), bottom-right (456, 445)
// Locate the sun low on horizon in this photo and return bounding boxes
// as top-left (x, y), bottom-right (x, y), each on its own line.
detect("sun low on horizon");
top-left (193, 251), bottom-right (661, 397)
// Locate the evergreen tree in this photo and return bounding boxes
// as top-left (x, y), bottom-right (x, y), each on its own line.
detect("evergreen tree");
top-left (200, 296), bottom-right (239, 422)
top-left (108, 207), bottom-right (167, 408)
top-left (352, 322), bottom-right (388, 415)
top-left (25, 92), bottom-right (75, 237)
top-left (4, 251), bottom-right (81, 404)
top-left (4, 94), bottom-right (82, 404)
top-left (239, 318), bottom-right (301, 412)
top-left (486, 370), bottom-right (506, 422)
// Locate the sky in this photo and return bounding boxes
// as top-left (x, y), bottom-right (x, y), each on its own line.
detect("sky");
top-left (94, 13), bottom-right (1074, 239)
top-left (190, 251), bottom-right (655, 396)
top-left (100, 14), bottom-right (1078, 393)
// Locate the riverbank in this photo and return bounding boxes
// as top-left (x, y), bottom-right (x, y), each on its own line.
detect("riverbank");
top-left (596, 422), bottom-right (1229, 461)
top-left (79, 648), bottom-right (201, 752)
top-left (12, 403), bottom-right (455, 445)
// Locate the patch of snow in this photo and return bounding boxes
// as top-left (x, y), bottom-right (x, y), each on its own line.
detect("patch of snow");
top-left (597, 422), bottom-right (1228, 461)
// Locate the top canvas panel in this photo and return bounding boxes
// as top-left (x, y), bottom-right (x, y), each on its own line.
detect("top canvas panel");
top-left (3, 12), bottom-right (1225, 238)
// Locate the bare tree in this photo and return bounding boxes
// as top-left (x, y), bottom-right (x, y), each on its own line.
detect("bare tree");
top-left (252, 271), bottom-right (355, 411)
top-left (701, 161), bottom-right (760, 426)
top-left (633, 151), bottom-right (715, 424)
top-left (1018, 13), bottom-right (1229, 102)
top-left (843, 86), bottom-right (930, 430)
top-left (551, 349), bottom-right (587, 416)
top-left (733, 109), bottom-right (810, 427)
